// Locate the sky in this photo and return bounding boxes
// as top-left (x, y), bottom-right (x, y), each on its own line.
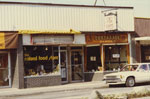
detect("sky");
top-left (0, 0), bottom-right (150, 18)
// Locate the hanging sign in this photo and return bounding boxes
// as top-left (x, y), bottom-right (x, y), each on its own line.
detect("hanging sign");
top-left (105, 14), bottom-right (117, 31)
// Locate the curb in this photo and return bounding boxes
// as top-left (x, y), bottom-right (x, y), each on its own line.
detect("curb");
top-left (0, 82), bottom-right (108, 97)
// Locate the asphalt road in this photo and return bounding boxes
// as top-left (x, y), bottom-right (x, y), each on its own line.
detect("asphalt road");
top-left (1, 83), bottom-right (150, 99)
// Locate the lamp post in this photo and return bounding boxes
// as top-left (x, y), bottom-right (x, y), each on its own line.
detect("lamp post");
top-left (108, 46), bottom-right (112, 70)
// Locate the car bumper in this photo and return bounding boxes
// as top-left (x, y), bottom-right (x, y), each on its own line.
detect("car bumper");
top-left (105, 78), bottom-right (126, 85)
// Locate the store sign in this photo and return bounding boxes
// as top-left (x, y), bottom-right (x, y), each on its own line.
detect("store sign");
top-left (105, 14), bottom-right (117, 31)
top-left (32, 35), bottom-right (74, 44)
top-left (86, 34), bottom-right (128, 44)
top-left (24, 55), bottom-right (58, 61)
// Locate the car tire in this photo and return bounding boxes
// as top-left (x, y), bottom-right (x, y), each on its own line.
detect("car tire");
top-left (126, 77), bottom-right (135, 87)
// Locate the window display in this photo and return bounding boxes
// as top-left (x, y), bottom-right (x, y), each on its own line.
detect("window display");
top-left (86, 46), bottom-right (101, 72)
top-left (0, 53), bottom-right (9, 86)
top-left (105, 45), bottom-right (127, 71)
top-left (23, 46), bottom-right (60, 76)
top-left (141, 45), bottom-right (150, 62)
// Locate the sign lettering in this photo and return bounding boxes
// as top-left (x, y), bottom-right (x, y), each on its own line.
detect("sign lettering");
top-left (24, 56), bottom-right (59, 61)
top-left (86, 34), bottom-right (128, 44)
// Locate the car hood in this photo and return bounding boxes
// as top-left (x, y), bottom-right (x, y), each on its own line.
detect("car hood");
top-left (105, 71), bottom-right (136, 76)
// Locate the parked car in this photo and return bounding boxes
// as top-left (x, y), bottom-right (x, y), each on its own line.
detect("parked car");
top-left (103, 63), bottom-right (150, 87)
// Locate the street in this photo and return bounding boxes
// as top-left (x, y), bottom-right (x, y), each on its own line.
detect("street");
top-left (1, 83), bottom-right (150, 99)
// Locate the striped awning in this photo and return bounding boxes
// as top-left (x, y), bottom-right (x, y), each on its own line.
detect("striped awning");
top-left (18, 29), bottom-right (81, 34)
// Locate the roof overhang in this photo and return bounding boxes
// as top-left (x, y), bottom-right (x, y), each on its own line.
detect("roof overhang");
top-left (135, 37), bottom-right (150, 41)
top-left (18, 29), bottom-right (81, 34)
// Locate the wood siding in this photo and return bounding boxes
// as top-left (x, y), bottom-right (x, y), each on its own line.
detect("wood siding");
top-left (0, 3), bottom-right (134, 32)
top-left (135, 18), bottom-right (150, 36)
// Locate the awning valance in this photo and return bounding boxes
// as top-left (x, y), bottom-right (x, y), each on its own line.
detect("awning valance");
top-left (0, 33), bottom-right (18, 49)
top-left (18, 29), bottom-right (81, 34)
top-left (135, 37), bottom-right (150, 41)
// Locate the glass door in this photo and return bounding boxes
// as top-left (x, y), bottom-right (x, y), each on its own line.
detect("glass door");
top-left (0, 53), bottom-right (10, 87)
top-left (60, 51), bottom-right (68, 82)
top-left (71, 51), bottom-right (83, 81)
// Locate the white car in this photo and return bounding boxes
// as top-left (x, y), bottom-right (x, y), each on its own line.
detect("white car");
top-left (104, 63), bottom-right (150, 87)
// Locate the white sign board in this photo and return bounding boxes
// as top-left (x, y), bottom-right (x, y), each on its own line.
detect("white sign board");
top-left (74, 34), bottom-right (85, 44)
top-left (112, 54), bottom-right (120, 58)
top-left (104, 14), bottom-right (117, 31)
top-left (32, 35), bottom-right (74, 44)
top-left (23, 34), bottom-right (31, 45)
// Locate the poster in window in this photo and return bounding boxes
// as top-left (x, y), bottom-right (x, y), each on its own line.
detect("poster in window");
top-left (112, 54), bottom-right (120, 58)
top-left (61, 68), bottom-right (66, 78)
top-left (90, 56), bottom-right (96, 61)
top-left (146, 56), bottom-right (150, 60)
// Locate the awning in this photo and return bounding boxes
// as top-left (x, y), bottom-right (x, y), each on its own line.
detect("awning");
top-left (0, 33), bottom-right (18, 49)
top-left (135, 37), bottom-right (150, 41)
top-left (18, 29), bottom-right (81, 34)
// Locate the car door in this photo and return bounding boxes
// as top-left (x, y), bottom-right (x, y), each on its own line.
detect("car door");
top-left (136, 64), bottom-right (149, 83)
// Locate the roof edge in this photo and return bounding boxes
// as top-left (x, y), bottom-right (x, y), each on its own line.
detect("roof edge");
top-left (0, 1), bottom-right (134, 9)
top-left (135, 17), bottom-right (150, 20)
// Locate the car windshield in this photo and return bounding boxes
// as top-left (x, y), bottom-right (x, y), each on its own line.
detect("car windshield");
top-left (121, 65), bottom-right (138, 71)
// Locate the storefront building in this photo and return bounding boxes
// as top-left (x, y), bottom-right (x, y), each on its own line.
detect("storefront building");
top-left (20, 32), bottom-right (85, 88)
top-left (134, 18), bottom-right (150, 63)
top-left (84, 33), bottom-right (132, 81)
top-left (0, 33), bottom-right (18, 88)
top-left (0, 2), bottom-right (134, 88)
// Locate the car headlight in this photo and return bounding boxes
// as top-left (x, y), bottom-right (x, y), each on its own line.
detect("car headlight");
top-left (116, 75), bottom-right (124, 79)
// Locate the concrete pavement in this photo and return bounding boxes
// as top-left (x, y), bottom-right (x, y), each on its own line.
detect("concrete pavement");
top-left (0, 81), bottom-right (108, 97)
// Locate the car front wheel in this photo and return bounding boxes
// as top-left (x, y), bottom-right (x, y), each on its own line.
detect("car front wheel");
top-left (126, 77), bottom-right (135, 87)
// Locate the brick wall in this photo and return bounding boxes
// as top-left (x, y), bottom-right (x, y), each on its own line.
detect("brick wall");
top-left (24, 75), bottom-right (61, 88)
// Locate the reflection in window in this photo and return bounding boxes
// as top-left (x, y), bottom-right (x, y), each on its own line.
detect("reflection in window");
top-left (121, 65), bottom-right (138, 71)
top-left (139, 64), bottom-right (148, 71)
top-left (23, 46), bottom-right (60, 76)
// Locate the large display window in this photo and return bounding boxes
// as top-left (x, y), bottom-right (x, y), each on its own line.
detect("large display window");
top-left (104, 45), bottom-right (128, 71)
top-left (23, 46), bottom-right (60, 76)
top-left (0, 53), bottom-right (9, 86)
top-left (141, 45), bottom-right (150, 62)
top-left (86, 46), bottom-right (101, 72)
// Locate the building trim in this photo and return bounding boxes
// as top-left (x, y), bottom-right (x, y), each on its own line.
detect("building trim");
top-left (0, 1), bottom-right (133, 9)
top-left (135, 17), bottom-right (150, 20)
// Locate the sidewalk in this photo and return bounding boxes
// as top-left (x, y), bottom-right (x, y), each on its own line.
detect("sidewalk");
top-left (0, 81), bottom-right (108, 97)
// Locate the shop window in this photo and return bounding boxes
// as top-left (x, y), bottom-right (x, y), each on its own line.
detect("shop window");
top-left (141, 46), bottom-right (150, 62)
top-left (0, 53), bottom-right (9, 86)
top-left (23, 46), bottom-right (60, 76)
top-left (105, 45), bottom-right (127, 71)
top-left (86, 46), bottom-right (101, 72)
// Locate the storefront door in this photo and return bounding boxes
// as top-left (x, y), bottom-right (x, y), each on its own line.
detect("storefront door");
top-left (60, 51), bottom-right (68, 83)
top-left (0, 52), bottom-right (10, 87)
top-left (71, 50), bottom-right (83, 82)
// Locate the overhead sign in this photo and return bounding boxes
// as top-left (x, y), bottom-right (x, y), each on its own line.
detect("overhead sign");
top-left (86, 33), bottom-right (128, 44)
